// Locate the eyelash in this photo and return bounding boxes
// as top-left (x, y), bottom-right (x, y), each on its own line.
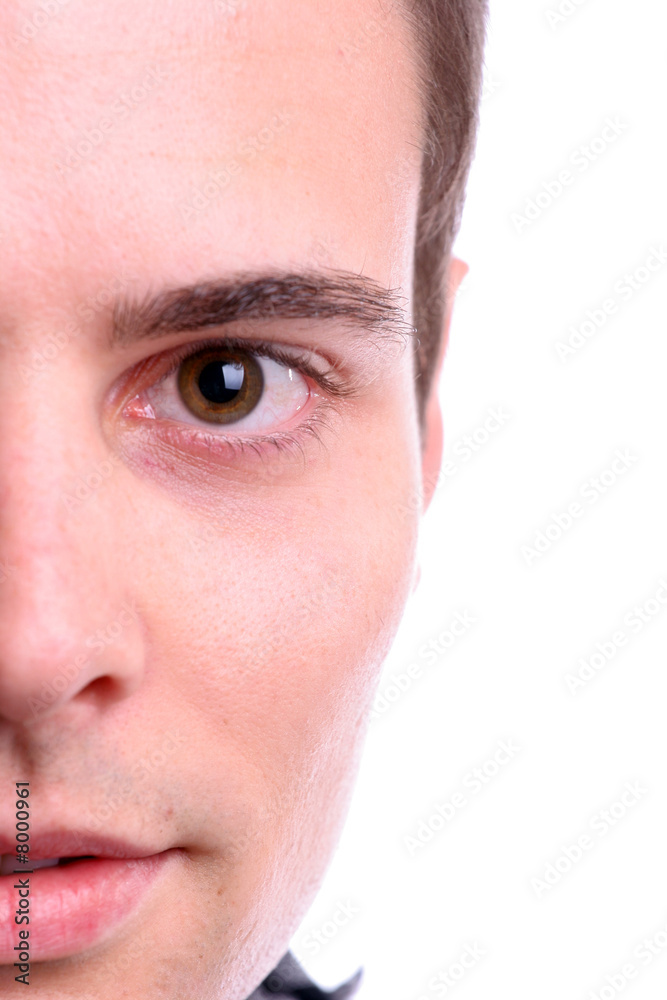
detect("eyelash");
top-left (124, 334), bottom-right (356, 463)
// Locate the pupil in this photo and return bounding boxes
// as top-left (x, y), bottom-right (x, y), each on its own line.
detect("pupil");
top-left (197, 360), bottom-right (244, 404)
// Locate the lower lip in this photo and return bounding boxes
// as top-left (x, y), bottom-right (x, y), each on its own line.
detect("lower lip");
top-left (0, 851), bottom-right (177, 962)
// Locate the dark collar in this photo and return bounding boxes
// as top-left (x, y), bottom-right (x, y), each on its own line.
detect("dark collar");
top-left (248, 952), bottom-right (363, 1000)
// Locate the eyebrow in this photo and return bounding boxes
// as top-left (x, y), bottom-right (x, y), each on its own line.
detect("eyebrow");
top-left (110, 269), bottom-right (416, 349)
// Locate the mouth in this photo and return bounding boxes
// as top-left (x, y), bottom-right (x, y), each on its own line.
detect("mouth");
top-left (0, 853), bottom-right (97, 874)
top-left (0, 835), bottom-right (181, 963)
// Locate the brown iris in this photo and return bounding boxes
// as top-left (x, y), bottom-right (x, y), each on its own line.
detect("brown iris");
top-left (177, 346), bottom-right (264, 424)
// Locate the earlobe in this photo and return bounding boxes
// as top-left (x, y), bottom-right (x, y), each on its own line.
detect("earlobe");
top-left (419, 256), bottom-right (468, 515)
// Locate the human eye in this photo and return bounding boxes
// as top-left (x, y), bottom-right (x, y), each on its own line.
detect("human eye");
top-left (115, 334), bottom-right (354, 463)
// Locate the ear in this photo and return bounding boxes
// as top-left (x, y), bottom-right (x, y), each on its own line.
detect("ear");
top-left (419, 256), bottom-right (468, 516)
top-left (411, 258), bottom-right (467, 595)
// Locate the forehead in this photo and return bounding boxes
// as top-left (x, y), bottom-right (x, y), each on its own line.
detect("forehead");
top-left (0, 0), bottom-right (424, 313)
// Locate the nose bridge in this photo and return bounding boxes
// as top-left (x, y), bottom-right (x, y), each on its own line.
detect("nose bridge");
top-left (0, 353), bottom-right (144, 723)
top-left (1, 464), bottom-right (108, 646)
top-left (0, 357), bottom-right (105, 584)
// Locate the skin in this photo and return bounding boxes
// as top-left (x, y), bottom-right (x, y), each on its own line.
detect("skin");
top-left (0, 1), bottom-right (464, 996)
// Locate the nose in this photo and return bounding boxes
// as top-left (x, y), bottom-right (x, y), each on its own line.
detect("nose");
top-left (0, 361), bottom-right (145, 726)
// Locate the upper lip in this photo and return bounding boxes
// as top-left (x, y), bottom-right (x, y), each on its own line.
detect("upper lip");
top-left (0, 831), bottom-right (163, 861)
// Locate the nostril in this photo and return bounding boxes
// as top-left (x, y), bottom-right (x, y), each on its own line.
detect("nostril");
top-left (77, 674), bottom-right (131, 705)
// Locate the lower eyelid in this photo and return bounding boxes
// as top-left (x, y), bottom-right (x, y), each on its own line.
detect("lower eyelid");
top-left (124, 399), bottom-right (336, 468)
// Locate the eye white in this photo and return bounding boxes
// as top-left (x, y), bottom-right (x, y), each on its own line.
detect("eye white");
top-left (144, 353), bottom-right (310, 433)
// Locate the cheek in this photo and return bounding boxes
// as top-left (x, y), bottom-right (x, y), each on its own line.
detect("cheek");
top-left (238, 440), bottom-right (419, 748)
top-left (184, 481), bottom-right (418, 777)
top-left (137, 416), bottom-right (420, 790)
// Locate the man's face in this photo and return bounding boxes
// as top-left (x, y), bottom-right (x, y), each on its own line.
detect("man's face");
top-left (0, 1), bottom-right (434, 996)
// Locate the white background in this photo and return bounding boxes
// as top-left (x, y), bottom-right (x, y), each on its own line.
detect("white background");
top-left (288, 1), bottom-right (667, 998)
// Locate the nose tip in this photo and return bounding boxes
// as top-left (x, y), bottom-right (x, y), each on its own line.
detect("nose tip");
top-left (0, 593), bottom-right (145, 725)
top-left (0, 588), bottom-right (143, 723)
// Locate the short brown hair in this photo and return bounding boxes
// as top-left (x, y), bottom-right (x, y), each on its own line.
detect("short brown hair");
top-left (402, 0), bottom-right (489, 434)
